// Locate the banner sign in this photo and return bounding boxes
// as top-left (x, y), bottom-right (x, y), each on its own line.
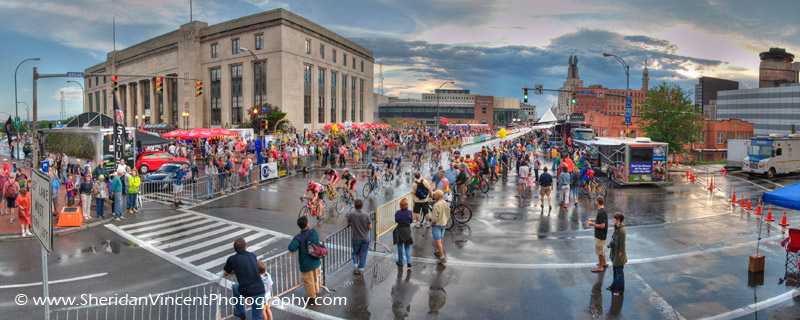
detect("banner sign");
top-left (260, 163), bottom-right (278, 181)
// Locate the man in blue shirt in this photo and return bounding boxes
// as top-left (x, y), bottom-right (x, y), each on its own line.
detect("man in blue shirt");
top-left (110, 170), bottom-right (124, 221)
top-left (224, 238), bottom-right (265, 320)
top-left (444, 163), bottom-right (458, 187)
top-left (173, 165), bottom-right (186, 206)
top-left (538, 167), bottom-right (553, 210)
top-left (50, 172), bottom-right (59, 217)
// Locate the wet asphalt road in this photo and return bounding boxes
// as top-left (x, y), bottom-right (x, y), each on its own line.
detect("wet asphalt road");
top-left (2, 128), bottom-right (800, 319)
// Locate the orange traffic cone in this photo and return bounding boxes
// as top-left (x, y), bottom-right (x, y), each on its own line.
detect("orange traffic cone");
top-left (708, 177), bottom-right (714, 191)
top-left (670, 161), bottom-right (673, 166)
top-left (779, 210), bottom-right (789, 227)
top-left (779, 211), bottom-right (790, 226)
top-left (676, 159), bottom-right (680, 166)
top-left (746, 198), bottom-right (752, 210)
top-left (739, 194), bottom-right (745, 207)
top-left (731, 187), bottom-right (737, 202)
top-left (764, 208), bottom-right (775, 221)
top-left (755, 203), bottom-right (762, 215)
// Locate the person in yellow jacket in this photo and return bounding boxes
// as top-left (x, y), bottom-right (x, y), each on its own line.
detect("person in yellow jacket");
top-left (127, 170), bottom-right (141, 214)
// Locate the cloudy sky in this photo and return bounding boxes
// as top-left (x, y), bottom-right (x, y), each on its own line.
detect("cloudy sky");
top-left (0, 0), bottom-right (796, 120)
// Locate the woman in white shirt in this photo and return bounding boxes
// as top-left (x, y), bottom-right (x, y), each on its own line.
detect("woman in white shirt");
top-left (516, 160), bottom-right (529, 197)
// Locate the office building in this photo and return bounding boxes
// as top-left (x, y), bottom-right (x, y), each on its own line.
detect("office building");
top-left (694, 76), bottom-right (739, 118)
top-left (759, 47), bottom-right (800, 88)
top-left (84, 9), bottom-right (374, 130)
top-left (717, 85), bottom-right (800, 135)
top-left (377, 89), bottom-right (520, 127)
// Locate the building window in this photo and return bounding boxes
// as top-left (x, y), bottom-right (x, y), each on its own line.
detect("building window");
top-left (343, 53), bottom-right (347, 66)
top-left (361, 61), bottom-right (364, 73)
top-left (305, 39), bottom-right (311, 55)
top-left (352, 57), bottom-right (355, 70)
top-left (351, 77), bottom-right (356, 121)
top-left (232, 39), bottom-right (240, 55)
top-left (157, 79), bottom-right (164, 123)
top-left (171, 78), bottom-right (178, 125)
top-left (331, 71), bottom-right (337, 123)
top-left (254, 61), bottom-right (266, 107)
top-left (210, 68), bottom-right (221, 125)
top-left (737, 132), bottom-right (743, 139)
top-left (303, 65), bottom-right (312, 124)
top-left (88, 93), bottom-right (93, 112)
top-left (211, 43), bottom-right (218, 59)
top-left (700, 131), bottom-right (705, 144)
top-left (104, 76), bottom-right (107, 84)
top-left (359, 78), bottom-right (364, 122)
top-left (231, 65), bottom-right (243, 125)
top-left (332, 49), bottom-right (337, 63)
top-left (255, 34), bottom-right (263, 50)
top-left (320, 44), bottom-right (325, 59)
top-left (341, 74), bottom-right (347, 122)
top-left (482, 107), bottom-right (486, 114)
top-left (318, 68), bottom-right (325, 124)
top-left (102, 90), bottom-right (107, 115)
top-left (717, 132), bottom-right (724, 145)
top-left (143, 81), bottom-right (150, 119)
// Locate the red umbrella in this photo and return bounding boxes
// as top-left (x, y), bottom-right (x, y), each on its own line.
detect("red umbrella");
top-left (210, 128), bottom-right (238, 137)
top-left (161, 129), bottom-right (189, 138)
top-left (190, 128), bottom-right (214, 138)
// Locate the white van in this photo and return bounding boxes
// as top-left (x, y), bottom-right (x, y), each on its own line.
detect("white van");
top-left (742, 134), bottom-right (800, 178)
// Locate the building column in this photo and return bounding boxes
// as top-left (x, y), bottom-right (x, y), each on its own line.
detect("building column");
top-left (165, 79), bottom-right (173, 127)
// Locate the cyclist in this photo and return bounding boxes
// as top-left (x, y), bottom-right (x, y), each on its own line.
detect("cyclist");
top-left (579, 163), bottom-right (594, 196)
top-left (383, 156), bottom-right (394, 179)
top-left (413, 150), bottom-right (424, 169)
top-left (321, 166), bottom-right (340, 199)
top-left (301, 180), bottom-right (324, 216)
top-left (340, 168), bottom-right (357, 201)
top-left (365, 161), bottom-right (379, 184)
top-left (395, 154), bottom-right (403, 175)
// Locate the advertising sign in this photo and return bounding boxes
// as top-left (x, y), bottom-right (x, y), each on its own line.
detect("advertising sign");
top-left (653, 145), bottom-right (666, 161)
top-left (31, 170), bottom-right (53, 252)
top-left (260, 163), bottom-right (278, 181)
top-left (629, 163), bottom-right (653, 174)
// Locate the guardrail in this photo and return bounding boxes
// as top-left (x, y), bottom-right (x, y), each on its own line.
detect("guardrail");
top-left (321, 225), bottom-right (353, 286)
top-left (373, 191), bottom-right (413, 251)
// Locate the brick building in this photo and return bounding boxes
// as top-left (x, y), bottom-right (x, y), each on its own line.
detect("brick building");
top-left (572, 81), bottom-right (650, 137)
top-left (687, 118), bottom-right (754, 162)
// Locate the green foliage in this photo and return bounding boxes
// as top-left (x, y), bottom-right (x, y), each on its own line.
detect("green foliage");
top-left (247, 103), bottom-right (287, 132)
top-left (636, 82), bottom-right (705, 156)
top-left (43, 133), bottom-right (95, 159)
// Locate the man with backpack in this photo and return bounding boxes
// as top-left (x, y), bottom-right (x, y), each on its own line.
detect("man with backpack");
top-left (412, 172), bottom-right (432, 228)
top-left (580, 163), bottom-right (595, 196)
top-left (224, 238), bottom-right (265, 320)
top-left (288, 216), bottom-right (323, 299)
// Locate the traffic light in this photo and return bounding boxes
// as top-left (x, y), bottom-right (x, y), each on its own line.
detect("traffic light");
top-left (156, 77), bottom-right (163, 94)
top-left (523, 88), bottom-right (528, 103)
top-left (195, 81), bottom-right (203, 97)
top-left (570, 91), bottom-right (577, 104)
top-left (111, 75), bottom-right (118, 93)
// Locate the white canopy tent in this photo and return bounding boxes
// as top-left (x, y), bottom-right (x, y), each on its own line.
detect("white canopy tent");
top-left (537, 109), bottom-right (558, 123)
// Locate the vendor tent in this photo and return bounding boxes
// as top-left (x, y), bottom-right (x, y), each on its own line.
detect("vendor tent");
top-left (537, 109), bottom-right (558, 123)
top-left (162, 129), bottom-right (189, 138)
top-left (762, 182), bottom-right (800, 211)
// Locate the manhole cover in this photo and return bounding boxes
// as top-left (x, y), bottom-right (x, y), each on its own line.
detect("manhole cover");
top-left (496, 212), bottom-right (522, 220)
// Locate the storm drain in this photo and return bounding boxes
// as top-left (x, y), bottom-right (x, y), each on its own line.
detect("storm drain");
top-left (496, 212), bottom-right (522, 220)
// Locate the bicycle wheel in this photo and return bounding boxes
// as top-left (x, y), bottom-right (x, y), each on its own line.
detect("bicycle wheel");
top-left (299, 206), bottom-right (310, 218)
top-left (479, 179), bottom-right (489, 193)
top-left (334, 196), bottom-right (346, 214)
top-left (594, 183), bottom-right (608, 198)
top-left (362, 183), bottom-right (373, 198)
top-left (446, 216), bottom-right (455, 230)
top-left (579, 185), bottom-right (589, 197)
top-left (452, 204), bottom-right (473, 223)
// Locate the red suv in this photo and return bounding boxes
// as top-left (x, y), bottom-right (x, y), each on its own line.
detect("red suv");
top-left (137, 151), bottom-right (189, 174)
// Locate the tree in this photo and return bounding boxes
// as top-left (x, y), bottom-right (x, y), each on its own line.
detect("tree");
top-left (247, 103), bottom-right (287, 133)
top-left (637, 82), bottom-right (705, 156)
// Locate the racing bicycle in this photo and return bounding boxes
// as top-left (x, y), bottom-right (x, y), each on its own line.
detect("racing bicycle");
top-left (579, 178), bottom-right (608, 198)
top-left (299, 196), bottom-right (326, 220)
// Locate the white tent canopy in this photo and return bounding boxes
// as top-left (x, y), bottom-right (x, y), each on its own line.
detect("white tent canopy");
top-left (537, 109), bottom-right (558, 123)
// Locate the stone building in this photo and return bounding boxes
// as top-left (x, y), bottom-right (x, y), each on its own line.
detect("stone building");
top-left (83, 9), bottom-right (374, 131)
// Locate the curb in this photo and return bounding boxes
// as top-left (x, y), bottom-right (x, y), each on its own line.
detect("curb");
top-left (0, 217), bottom-right (115, 242)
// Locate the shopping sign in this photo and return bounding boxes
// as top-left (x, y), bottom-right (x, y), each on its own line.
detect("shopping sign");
top-left (31, 170), bottom-right (53, 252)
top-left (260, 162), bottom-right (278, 181)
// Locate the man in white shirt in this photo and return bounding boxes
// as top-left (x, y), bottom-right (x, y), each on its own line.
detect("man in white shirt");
top-left (168, 144), bottom-right (177, 156)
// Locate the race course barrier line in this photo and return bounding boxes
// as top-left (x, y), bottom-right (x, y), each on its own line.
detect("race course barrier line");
top-left (374, 191), bottom-right (413, 252)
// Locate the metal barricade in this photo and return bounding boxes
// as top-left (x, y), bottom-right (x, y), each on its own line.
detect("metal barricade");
top-left (50, 279), bottom-right (225, 320)
top-left (139, 177), bottom-right (199, 207)
top-left (321, 225), bottom-right (352, 286)
top-left (373, 192), bottom-right (413, 251)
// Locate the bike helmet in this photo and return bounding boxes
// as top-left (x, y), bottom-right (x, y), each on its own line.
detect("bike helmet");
top-left (308, 180), bottom-right (314, 187)
top-left (368, 160), bottom-right (373, 167)
top-left (344, 168), bottom-right (350, 173)
top-left (325, 165), bottom-right (332, 170)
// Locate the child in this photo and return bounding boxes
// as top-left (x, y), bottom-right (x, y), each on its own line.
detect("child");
top-left (66, 173), bottom-right (76, 206)
top-left (258, 261), bottom-right (273, 320)
top-left (16, 188), bottom-right (31, 236)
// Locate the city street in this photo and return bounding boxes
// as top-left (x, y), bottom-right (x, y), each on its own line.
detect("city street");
top-left (1, 128), bottom-right (799, 319)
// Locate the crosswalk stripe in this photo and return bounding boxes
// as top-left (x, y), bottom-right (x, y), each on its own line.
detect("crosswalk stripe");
top-left (125, 216), bottom-right (206, 235)
top-left (181, 233), bottom-right (263, 263)
top-left (153, 223), bottom-right (236, 248)
top-left (197, 236), bottom-right (284, 271)
top-left (119, 212), bottom-right (194, 229)
top-left (166, 228), bottom-right (257, 256)
top-left (134, 219), bottom-right (215, 240)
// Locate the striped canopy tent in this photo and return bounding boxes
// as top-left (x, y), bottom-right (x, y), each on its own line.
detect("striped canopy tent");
top-left (210, 128), bottom-right (239, 137)
top-left (161, 129), bottom-right (189, 138)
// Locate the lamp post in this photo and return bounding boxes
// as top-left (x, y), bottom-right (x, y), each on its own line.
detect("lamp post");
top-left (66, 80), bottom-right (84, 113)
top-left (602, 53), bottom-right (630, 136)
top-left (14, 57), bottom-right (40, 160)
top-left (240, 47), bottom-right (264, 119)
top-left (17, 102), bottom-right (29, 131)
top-left (182, 112), bottom-right (190, 130)
top-left (436, 81), bottom-right (455, 127)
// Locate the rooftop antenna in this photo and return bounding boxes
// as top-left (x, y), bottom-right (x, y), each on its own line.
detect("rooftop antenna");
top-left (60, 91), bottom-right (66, 121)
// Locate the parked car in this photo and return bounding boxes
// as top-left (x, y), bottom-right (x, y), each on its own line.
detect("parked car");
top-left (22, 141), bottom-right (32, 158)
top-left (142, 161), bottom-right (198, 192)
top-left (137, 151), bottom-right (189, 174)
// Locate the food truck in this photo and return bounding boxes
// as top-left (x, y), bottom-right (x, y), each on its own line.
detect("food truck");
top-left (582, 137), bottom-right (669, 185)
top-left (743, 134), bottom-right (800, 178)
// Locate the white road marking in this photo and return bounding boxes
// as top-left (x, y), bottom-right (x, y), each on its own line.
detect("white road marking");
top-left (182, 233), bottom-right (262, 262)
top-left (631, 272), bottom-right (686, 320)
top-left (178, 207), bottom-right (293, 239)
top-left (701, 289), bottom-right (800, 320)
top-left (155, 224), bottom-right (239, 249)
top-left (272, 300), bottom-right (346, 320)
top-left (165, 228), bottom-right (253, 256)
top-left (131, 218), bottom-right (211, 239)
top-left (0, 273), bottom-right (108, 289)
top-left (118, 212), bottom-right (193, 228)
top-left (725, 175), bottom-right (772, 192)
top-left (196, 236), bottom-right (283, 270)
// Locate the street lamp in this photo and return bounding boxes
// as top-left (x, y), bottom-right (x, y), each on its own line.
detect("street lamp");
top-left (602, 52), bottom-right (630, 135)
top-left (182, 112), bottom-right (190, 130)
top-left (436, 81), bottom-right (455, 126)
top-left (67, 80), bottom-right (84, 113)
top-left (17, 102), bottom-right (29, 131)
top-left (14, 57), bottom-right (40, 160)
top-left (239, 47), bottom-right (264, 112)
